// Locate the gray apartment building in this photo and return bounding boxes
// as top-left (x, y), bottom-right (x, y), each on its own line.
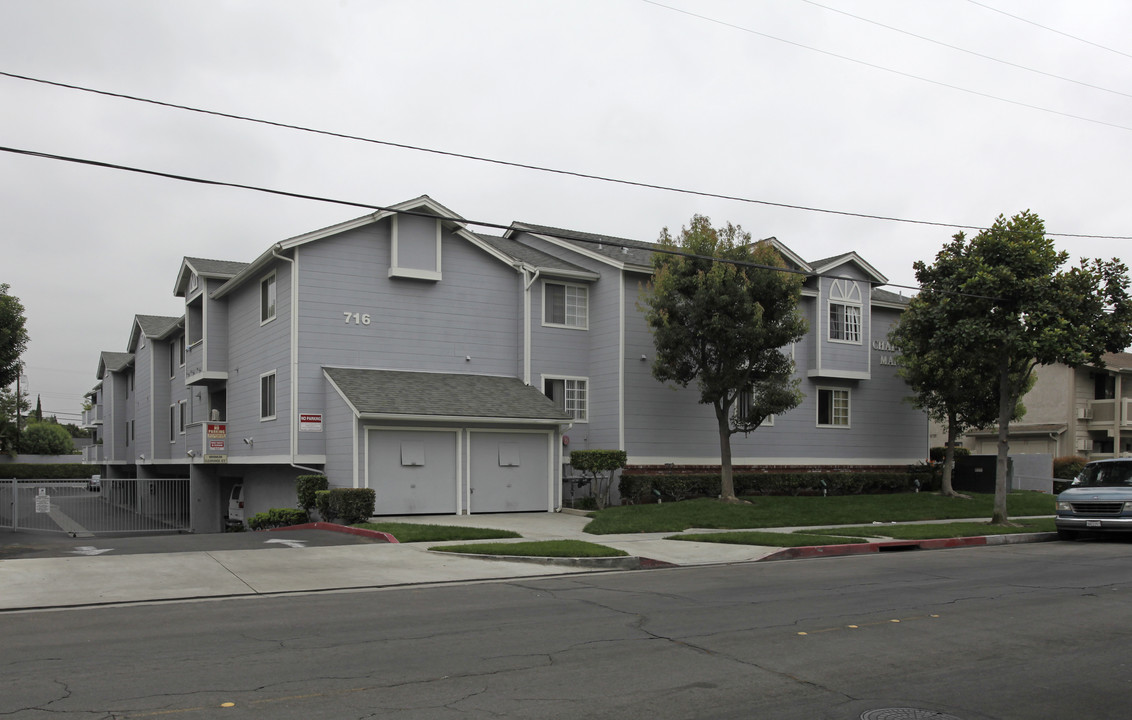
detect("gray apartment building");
top-left (81, 195), bottom-right (928, 531)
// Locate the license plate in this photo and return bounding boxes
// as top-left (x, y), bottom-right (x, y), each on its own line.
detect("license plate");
top-left (1086, 520), bottom-right (1101, 528)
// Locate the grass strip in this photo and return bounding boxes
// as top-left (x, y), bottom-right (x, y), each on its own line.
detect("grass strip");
top-left (430, 540), bottom-right (628, 557)
top-left (802, 518), bottom-right (1056, 540)
top-left (583, 492), bottom-right (1054, 534)
top-left (667, 531), bottom-right (869, 547)
top-left (352, 522), bottom-right (520, 543)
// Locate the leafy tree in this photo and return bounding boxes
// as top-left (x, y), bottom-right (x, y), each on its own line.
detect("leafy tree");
top-left (0, 283), bottom-right (29, 389)
top-left (642, 215), bottom-right (808, 502)
top-left (910, 211), bottom-right (1132, 523)
top-left (21, 421), bottom-right (74, 455)
top-left (0, 387), bottom-right (29, 455)
top-left (567, 449), bottom-right (627, 510)
top-left (891, 294), bottom-right (1032, 497)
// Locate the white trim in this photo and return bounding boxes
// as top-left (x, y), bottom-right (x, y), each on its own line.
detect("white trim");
top-left (816, 386), bottom-right (851, 428)
top-left (356, 413), bottom-right (566, 425)
top-left (467, 428), bottom-right (556, 514)
top-left (260, 270), bottom-right (278, 325)
top-left (388, 267), bottom-right (443, 281)
top-left (260, 370), bottom-right (278, 421)
top-left (541, 279), bottom-right (589, 330)
top-left (629, 455), bottom-right (924, 466)
top-left (618, 271), bottom-right (625, 451)
top-left (806, 369), bottom-right (870, 380)
top-left (364, 425), bottom-right (462, 515)
top-left (540, 374), bottom-right (589, 423)
top-left (388, 215), bottom-right (443, 281)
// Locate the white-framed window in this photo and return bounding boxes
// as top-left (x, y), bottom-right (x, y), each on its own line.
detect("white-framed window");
top-left (828, 279), bottom-right (863, 343)
top-left (188, 273), bottom-right (199, 294)
top-left (735, 387), bottom-right (774, 427)
top-left (169, 405), bottom-right (176, 443)
top-left (260, 371), bottom-right (277, 421)
top-left (169, 338), bottom-right (177, 378)
top-left (544, 376), bottom-right (587, 422)
top-left (179, 334), bottom-right (185, 367)
top-left (260, 272), bottom-right (277, 324)
top-left (543, 281), bottom-right (588, 329)
top-left (817, 387), bottom-right (850, 427)
top-left (179, 400), bottom-right (187, 435)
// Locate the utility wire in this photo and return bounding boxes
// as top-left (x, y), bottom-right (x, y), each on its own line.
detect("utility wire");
top-left (640, 0), bottom-right (1132, 132)
top-left (967, 0), bottom-right (1132, 61)
top-left (0, 144), bottom-right (1018, 301)
top-left (800, 0), bottom-right (1132, 100)
top-left (0, 70), bottom-right (1127, 241)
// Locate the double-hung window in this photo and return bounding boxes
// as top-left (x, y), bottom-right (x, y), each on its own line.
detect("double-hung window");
top-left (735, 387), bottom-right (774, 427)
top-left (169, 405), bottom-right (176, 442)
top-left (544, 377), bottom-right (587, 422)
top-left (261, 272), bottom-right (277, 324)
top-left (179, 400), bottom-right (187, 434)
top-left (817, 388), bottom-right (850, 427)
top-left (543, 282), bottom-right (588, 329)
top-left (829, 303), bottom-right (862, 343)
top-left (260, 371), bottom-right (277, 421)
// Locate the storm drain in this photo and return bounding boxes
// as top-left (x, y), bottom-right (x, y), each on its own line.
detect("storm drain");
top-left (860, 709), bottom-right (963, 720)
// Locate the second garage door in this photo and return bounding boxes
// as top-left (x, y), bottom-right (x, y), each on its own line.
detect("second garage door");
top-left (468, 431), bottom-right (552, 513)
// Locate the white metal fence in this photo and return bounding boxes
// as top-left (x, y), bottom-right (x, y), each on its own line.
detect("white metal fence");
top-left (0, 478), bottom-right (191, 536)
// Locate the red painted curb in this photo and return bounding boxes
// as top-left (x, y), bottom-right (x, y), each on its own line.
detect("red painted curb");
top-left (761, 535), bottom-right (991, 562)
top-left (269, 522), bottom-right (398, 543)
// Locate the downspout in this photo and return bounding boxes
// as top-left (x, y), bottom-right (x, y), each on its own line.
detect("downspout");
top-left (523, 268), bottom-right (540, 385)
top-left (272, 245), bottom-right (323, 476)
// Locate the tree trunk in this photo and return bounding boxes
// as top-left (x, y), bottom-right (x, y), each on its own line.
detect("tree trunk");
top-left (992, 355), bottom-right (1012, 525)
top-left (941, 409), bottom-right (958, 497)
top-left (715, 404), bottom-right (737, 502)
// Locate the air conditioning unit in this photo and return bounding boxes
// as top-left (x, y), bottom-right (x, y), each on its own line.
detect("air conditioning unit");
top-left (1076, 437), bottom-right (1092, 452)
top-left (1076, 406), bottom-right (1093, 420)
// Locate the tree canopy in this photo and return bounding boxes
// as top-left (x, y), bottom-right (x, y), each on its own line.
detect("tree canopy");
top-left (0, 283), bottom-right (29, 389)
top-left (907, 211), bottom-right (1132, 522)
top-left (642, 215), bottom-right (808, 502)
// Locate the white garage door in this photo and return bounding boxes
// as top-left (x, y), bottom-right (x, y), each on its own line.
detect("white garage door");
top-left (367, 429), bottom-right (458, 514)
top-left (469, 431), bottom-right (552, 513)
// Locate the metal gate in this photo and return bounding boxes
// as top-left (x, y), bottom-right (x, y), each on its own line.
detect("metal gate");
top-left (1, 478), bottom-right (191, 536)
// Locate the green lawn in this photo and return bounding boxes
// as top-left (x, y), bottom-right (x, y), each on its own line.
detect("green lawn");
top-left (668, 531), bottom-right (870, 547)
top-left (352, 522), bottom-right (520, 543)
top-left (583, 492), bottom-right (1054, 534)
top-left (430, 540), bottom-right (628, 557)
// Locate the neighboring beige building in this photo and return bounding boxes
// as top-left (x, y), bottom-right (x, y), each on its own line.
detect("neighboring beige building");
top-left (935, 352), bottom-right (1132, 459)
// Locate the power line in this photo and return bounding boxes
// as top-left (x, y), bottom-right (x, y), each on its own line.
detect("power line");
top-left (800, 0), bottom-right (1132, 100)
top-left (1, 70), bottom-right (1128, 241)
top-left (639, 0), bottom-right (1132, 132)
top-left (967, 0), bottom-right (1132, 61)
top-left (0, 144), bottom-right (1022, 301)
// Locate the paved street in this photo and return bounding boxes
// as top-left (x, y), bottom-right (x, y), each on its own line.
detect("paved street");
top-left (2, 540), bottom-right (1130, 719)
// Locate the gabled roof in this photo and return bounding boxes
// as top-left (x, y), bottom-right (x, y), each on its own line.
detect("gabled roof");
top-left (127, 314), bottom-right (183, 352)
top-left (97, 351), bottom-right (134, 377)
top-left (470, 233), bottom-right (598, 280)
top-left (757, 237), bottom-right (811, 273)
top-left (871, 288), bottom-right (910, 309)
top-left (324, 368), bottom-right (571, 423)
top-left (507, 222), bottom-right (657, 272)
top-left (809, 251), bottom-right (888, 285)
top-left (174, 257), bottom-right (250, 297)
top-left (1098, 352), bottom-right (1132, 372)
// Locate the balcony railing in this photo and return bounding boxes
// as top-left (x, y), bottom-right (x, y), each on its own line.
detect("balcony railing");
top-left (83, 444), bottom-right (104, 463)
top-left (81, 405), bottom-right (104, 428)
top-left (1086, 399), bottom-right (1116, 424)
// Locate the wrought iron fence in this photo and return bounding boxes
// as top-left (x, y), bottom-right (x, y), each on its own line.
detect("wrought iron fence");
top-left (1, 478), bottom-right (190, 535)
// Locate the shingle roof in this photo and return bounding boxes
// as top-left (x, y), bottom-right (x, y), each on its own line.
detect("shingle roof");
top-left (184, 257), bottom-right (249, 277)
top-left (871, 288), bottom-right (909, 306)
top-left (1100, 352), bottom-right (1132, 371)
top-left (471, 233), bottom-right (595, 276)
top-left (324, 368), bottom-right (571, 422)
top-left (135, 314), bottom-right (182, 338)
top-left (511, 222), bottom-right (657, 268)
top-left (100, 352), bottom-right (134, 373)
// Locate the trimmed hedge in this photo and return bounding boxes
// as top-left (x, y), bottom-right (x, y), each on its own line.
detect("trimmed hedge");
top-left (929, 446), bottom-right (971, 463)
top-left (296, 474), bottom-right (329, 514)
top-left (0, 463), bottom-right (95, 479)
top-left (315, 488), bottom-right (376, 524)
top-left (1053, 455), bottom-right (1088, 480)
top-left (247, 507), bottom-right (309, 531)
top-left (619, 469), bottom-right (938, 504)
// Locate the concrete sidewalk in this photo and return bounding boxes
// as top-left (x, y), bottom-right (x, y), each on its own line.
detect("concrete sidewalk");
top-left (0, 511), bottom-right (1056, 612)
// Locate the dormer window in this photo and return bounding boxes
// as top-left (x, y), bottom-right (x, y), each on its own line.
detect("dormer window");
top-left (188, 273), bottom-right (199, 294)
top-left (388, 214), bottom-right (442, 281)
top-left (828, 279), bottom-right (862, 344)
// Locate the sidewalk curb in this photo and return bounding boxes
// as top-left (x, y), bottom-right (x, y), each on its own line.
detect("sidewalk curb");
top-left (426, 549), bottom-right (643, 570)
top-left (270, 522), bottom-right (398, 543)
top-left (759, 531), bottom-right (1058, 562)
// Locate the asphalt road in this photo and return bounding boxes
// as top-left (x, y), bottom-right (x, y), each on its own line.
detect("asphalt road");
top-left (2, 540), bottom-right (1130, 719)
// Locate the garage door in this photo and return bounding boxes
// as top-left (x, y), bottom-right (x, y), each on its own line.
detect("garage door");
top-left (469, 431), bottom-right (552, 513)
top-left (367, 429), bottom-right (458, 514)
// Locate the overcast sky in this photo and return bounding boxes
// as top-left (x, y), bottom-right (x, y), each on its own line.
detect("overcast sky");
top-left (3, 0), bottom-right (1130, 421)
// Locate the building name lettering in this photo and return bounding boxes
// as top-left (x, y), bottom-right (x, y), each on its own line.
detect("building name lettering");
top-left (871, 339), bottom-right (896, 352)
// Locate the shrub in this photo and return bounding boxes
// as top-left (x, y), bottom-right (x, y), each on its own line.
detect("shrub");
top-left (315, 488), bottom-right (376, 524)
top-left (568, 449), bottom-right (628, 510)
top-left (929, 445), bottom-right (971, 463)
top-left (247, 507), bottom-right (309, 531)
top-left (20, 423), bottom-right (75, 455)
top-left (0, 463), bottom-right (93, 479)
top-left (619, 470), bottom-right (937, 504)
top-left (296, 474), bottom-right (329, 515)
